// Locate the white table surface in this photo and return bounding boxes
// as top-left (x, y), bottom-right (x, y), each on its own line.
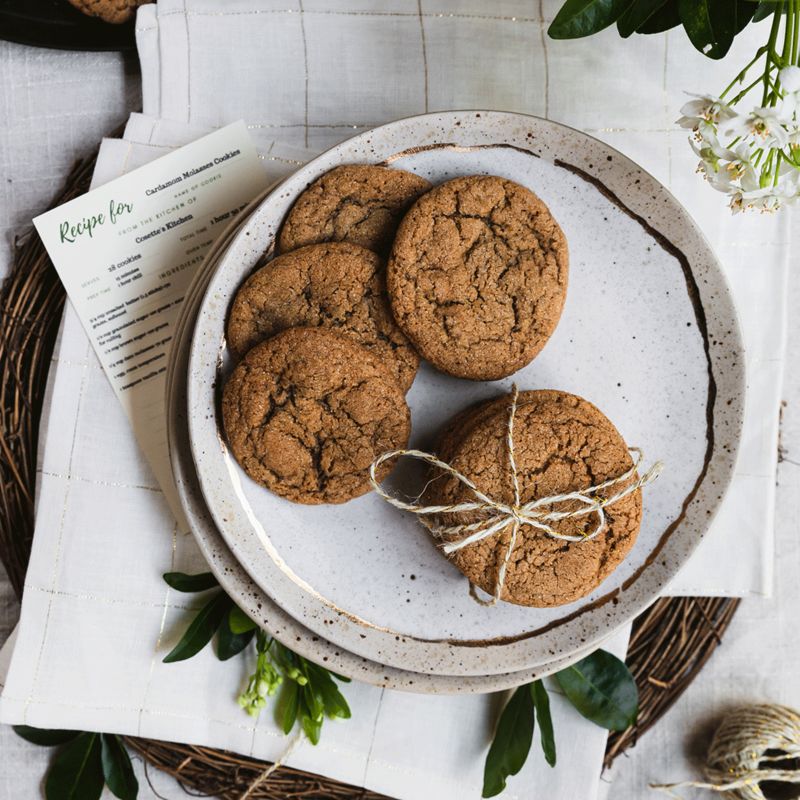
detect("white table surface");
top-left (1, 35), bottom-right (798, 800)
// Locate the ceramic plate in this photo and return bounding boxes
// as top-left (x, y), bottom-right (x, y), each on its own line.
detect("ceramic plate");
top-left (187, 111), bottom-right (744, 677)
top-left (167, 212), bottom-right (611, 693)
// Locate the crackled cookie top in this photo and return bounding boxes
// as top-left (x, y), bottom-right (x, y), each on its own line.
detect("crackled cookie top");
top-left (278, 165), bottom-right (432, 254)
top-left (426, 390), bottom-right (641, 607)
top-left (226, 242), bottom-right (419, 390)
top-left (387, 175), bottom-right (569, 381)
top-left (222, 327), bottom-right (411, 505)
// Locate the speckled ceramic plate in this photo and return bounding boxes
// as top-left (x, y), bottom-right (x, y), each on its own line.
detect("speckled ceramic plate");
top-left (166, 207), bottom-right (610, 693)
top-left (186, 111), bottom-right (745, 677)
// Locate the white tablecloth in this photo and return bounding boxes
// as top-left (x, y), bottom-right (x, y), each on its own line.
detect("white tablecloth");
top-left (1, 4), bottom-right (797, 798)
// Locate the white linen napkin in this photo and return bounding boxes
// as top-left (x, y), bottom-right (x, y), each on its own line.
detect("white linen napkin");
top-left (0, 3), bottom-right (791, 798)
top-left (141, 0), bottom-right (789, 597)
top-left (0, 115), bottom-right (631, 800)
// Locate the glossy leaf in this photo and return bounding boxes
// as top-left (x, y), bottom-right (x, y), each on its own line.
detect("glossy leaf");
top-left (45, 732), bottom-right (104, 800)
top-left (617, 0), bottom-right (669, 36)
top-left (312, 670), bottom-right (351, 720)
top-left (280, 681), bottom-right (300, 735)
top-left (636, 0), bottom-right (681, 32)
top-left (216, 624), bottom-right (255, 661)
top-left (754, 1), bottom-right (784, 23)
top-left (301, 713), bottom-right (323, 745)
top-left (228, 605), bottom-right (258, 635)
top-left (482, 686), bottom-right (535, 798)
top-left (549, 0), bottom-right (634, 39)
top-left (735, 0), bottom-right (758, 33)
top-left (162, 572), bottom-right (218, 593)
top-left (679, 0), bottom-right (736, 59)
top-left (13, 726), bottom-right (80, 747)
top-left (300, 686), bottom-right (324, 745)
top-left (100, 734), bottom-right (138, 800)
top-left (555, 650), bottom-right (638, 731)
top-left (530, 681), bottom-right (556, 767)
top-left (162, 590), bottom-right (229, 663)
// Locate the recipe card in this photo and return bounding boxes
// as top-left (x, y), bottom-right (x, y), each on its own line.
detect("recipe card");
top-left (34, 121), bottom-right (270, 523)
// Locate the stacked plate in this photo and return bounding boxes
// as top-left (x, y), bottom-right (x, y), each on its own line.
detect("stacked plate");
top-left (165, 111), bottom-right (744, 694)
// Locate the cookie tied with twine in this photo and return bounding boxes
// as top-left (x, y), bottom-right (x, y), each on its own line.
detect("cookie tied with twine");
top-left (370, 387), bottom-right (662, 608)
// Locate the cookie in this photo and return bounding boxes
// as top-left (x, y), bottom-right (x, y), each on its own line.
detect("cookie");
top-left (426, 390), bottom-right (641, 607)
top-left (66, 0), bottom-right (148, 24)
top-left (226, 242), bottom-right (419, 390)
top-left (387, 175), bottom-right (569, 381)
top-left (278, 165), bottom-right (432, 254)
top-left (222, 327), bottom-right (411, 505)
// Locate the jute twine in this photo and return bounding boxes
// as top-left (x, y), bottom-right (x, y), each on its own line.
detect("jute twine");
top-left (369, 385), bottom-right (663, 606)
top-left (652, 704), bottom-right (800, 799)
top-left (240, 732), bottom-right (305, 800)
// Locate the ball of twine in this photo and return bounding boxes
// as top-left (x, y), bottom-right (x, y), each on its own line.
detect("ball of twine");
top-left (653, 704), bottom-right (800, 799)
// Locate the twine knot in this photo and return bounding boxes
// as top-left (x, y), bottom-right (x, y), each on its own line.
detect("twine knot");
top-left (369, 385), bottom-right (663, 607)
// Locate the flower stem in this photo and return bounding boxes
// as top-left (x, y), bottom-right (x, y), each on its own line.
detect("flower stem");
top-left (794, 0), bottom-right (800, 65)
top-left (720, 46), bottom-right (768, 99)
top-left (763, 2), bottom-right (785, 106)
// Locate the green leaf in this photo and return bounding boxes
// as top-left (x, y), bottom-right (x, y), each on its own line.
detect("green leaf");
top-left (163, 571), bottom-right (218, 593)
top-left (302, 682), bottom-right (324, 724)
top-left (617, 0), bottom-right (669, 36)
top-left (530, 681), bottom-right (556, 767)
top-left (13, 726), bottom-right (80, 747)
top-left (735, 0), bottom-right (758, 33)
top-left (228, 605), bottom-right (258, 635)
top-left (548, 0), bottom-right (634, 39)
top-left (678, 0), bottom-right (736, 59)
top-left (636, 0), bottom-right (681, 32)
top-left (555, 650), bottom-right (639, 731)
top-left (100, 734), bottom-right (138, 800)
top-left (216, 624), bottom-right (255, 661)
top-left (280, 680), bottom-right (300, 735)
top-left (163, 590), bottom-right (230, 663)
top-left (45, 732), bottom-right (104, 800)
top-left (754, 1), bottom-right (784, 23)
top-left (320, 681), bottom-right (351, 719)
top-left (482, 686), bottom-right (535, 798)
top-left (305, 663), bottom-right (348, 707)
top-left (301, 712), bottom-right (323, 745)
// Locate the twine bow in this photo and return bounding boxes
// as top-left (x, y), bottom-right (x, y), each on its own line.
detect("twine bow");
top-left (369, 386), bottom-right (663, 606)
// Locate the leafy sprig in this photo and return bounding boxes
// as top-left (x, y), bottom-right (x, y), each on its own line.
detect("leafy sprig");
top-left (548, 0), bottom-right (767, 60)
top-left (162, 572), bottom-right (351, 743)
top-left (482, 650), bottom-right (638, 798)
top-left (13, 728), bottom-right (138, 800)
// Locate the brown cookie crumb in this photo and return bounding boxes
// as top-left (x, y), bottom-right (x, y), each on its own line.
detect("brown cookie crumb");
top-left (226, 242), bottom-right (419, 391)
top-left (278, 164), bottom-right (432, 254)
top-left (222, 327), bottom-right (411, 505)
top-left (387, 175), bottom-right (569, 381)
top-left (426, 390), bottom-right (641, 607)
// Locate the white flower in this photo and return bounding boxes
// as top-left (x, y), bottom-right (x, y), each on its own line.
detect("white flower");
top-left (722, 106), bottom-right (791, 148)
top-left (729, 170), bottom-right (800, 213)
top-left (676, 93), bottom-right (737, 130)
top-left (776, 92), bottom-right (800, 122)
top-left (779, 65), bottom-right (800, 93)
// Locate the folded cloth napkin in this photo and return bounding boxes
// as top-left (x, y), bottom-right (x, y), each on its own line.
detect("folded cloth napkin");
top-left (0, 114), bottom-right (630, 800)
top-left (138, 0), bottom-right (790, 597)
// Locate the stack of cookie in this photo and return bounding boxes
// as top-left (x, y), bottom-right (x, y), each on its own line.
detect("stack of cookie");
top-left (222, 164), bottom-right (430, 505)
top-left (221, 163), bottom-right (643, 607)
